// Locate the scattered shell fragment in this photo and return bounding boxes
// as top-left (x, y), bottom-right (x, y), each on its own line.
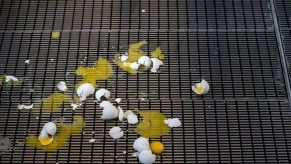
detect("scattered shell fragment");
top-left (138, 56), bottom-right (152, 67)
top-left (71, 103), bottom-right (82, 110)
top-left (89, 138), bottom-right (96, 143)
top-left (150, 58), bottom-right (163, 73)
top-left (100, 101), bottom-right (118, 120)
top-left (138, 150), bottom-right (156, 164)
top-left (164, 118), bottom-right (182, 128)
top-left (109, 127), bottom-right (124, 139)
top-left (132, 152), bottom-right (139, 157)
top-left (130, 62), bottom-right (140, 71)
top-left (57, 81), bottom-right (67, 92)
top-left (133, 137), bottom-right (150, 152)
top-left (191, 79), bottom-right (209, 95)
top-left (77, 83), bottom-right (95, 101)
top-left (115, 98), bottom-right (122, 103)
top-left (18, 104), bottom-right (34, 110)
top-left (25, 60), bottom-right (30, 64)
top-left (95, 88), bottom-right (111, 101)
top-left (118, 107), bottom-right (125, 122)
top-left (127, 113), bottom-right (138, 124)
top-left (141, 9), bottom-right (146, 12)
top-left (124, 110), bottom-right (134, 118)
top-left (5, 75), bottom-right (18, 83)
top-left (119, 55), bottom-right (128, 62)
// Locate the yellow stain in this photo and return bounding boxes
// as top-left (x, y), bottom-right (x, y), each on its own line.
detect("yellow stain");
top-left (25, 116), bottom-right (85, 152)
top-left (33, 93), bottom-right (68, 112)
top-left (38, 136), bottom-right (53, 146)
top-left (150, 47), bottom-right (165, 60)
top-left (75, 57), bottom-right (113, 89)
top-left (136, 111), bottom-right (170, 138)
top-left (52, 32), bottom-right (60, 39)
top-left (0, 75), bottom-right (4, 85)
top-left (196, 86), bottom-right (204, 94)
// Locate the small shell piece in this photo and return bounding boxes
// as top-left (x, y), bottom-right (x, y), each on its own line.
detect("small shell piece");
top-left (150, 58), bottom-right (163, 73)
top-left (133, 137), bottom-right (150, 152)
top-left (192, 79), bottom-right (210, 95)
top-left (100, 101), bottom-right (118, 120)
top-left (138, 56), bottom-right (152, 67)
top-left (127, 113), bottom-right (138, 124)
top-left (57, 81), bottom-right (68, 92)
top-left (115, 98), bottom-right (122, 103)
top-left (18, 104), bottom-right (33, 110)
top-left (130, 62), bottom-right (141, 71)
top-left (25, 60), bottom-right (30, 64)
top-left (119, 55), bottom-right (129, 62)
top-left (5, 75), bottom-right (18, 83)
top-left (109, 126), bottom-right (124, 139)
top-left (118, 106), bottom-right (125, 122)
top-left (138, 150), bottom-right (156, 164)
top-left (100, 101), bottom-right (113, 109)
top-left (164, 118), bottom-right (182, 128)
top-left (95, 88), bottom-right (111, 101)
top-left (77, 83), bottom-right (95, 101)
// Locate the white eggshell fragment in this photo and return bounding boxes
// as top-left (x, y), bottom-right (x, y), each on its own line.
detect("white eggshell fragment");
top-left (102, 106), bottom-right (118, 120)
top-left (57, 81), bottom-right (67, 92)
top-left (5, 75), bottom-right (18, 83)
top-left (118, 106), bottom-right (125, 122)
top-left (191, 79), bottom-right (210, 95)
top-left (95, 88), bottom-right (111, 101)
top-left (100, 101), bottom-right (113, 109)
top-left (40, 122), bottom-right (57, 139)
top-left (124, 110), bottom-right (134, 118)
top-left (150, 58), bottom-right (163, 73)
top-left (130, 62), bottom-right (141, 71)
top-left (71, 103), bottom-right (82, 110)
top-left (138, 150), bottom-right (156, 164)
top-left (77, 83), bottom-right (95, 101)
top-left (127, 114), bottom-right (138, 124)
top-left (164, 118), bottom-right (182, 128)
top-left (115, 98), bottom-right (122, 103)
top-left (138, 56), bottom-right (152, 67)
top-left (109, 126), bottom-right (124, 139)
top-left (119, 55), bottom-right (129, 62)
top-left (25, 60), bottom-right (30, 64)
top-left (18, 104), bottom-right (33, 110)
top-left (133, 137), bottom-right (150, 152)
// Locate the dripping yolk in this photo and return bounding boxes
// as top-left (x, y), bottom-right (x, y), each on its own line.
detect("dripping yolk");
top-left (196, 86), bottom-right (204, 93)
top-left (38, 136), bottom-right (53, 146)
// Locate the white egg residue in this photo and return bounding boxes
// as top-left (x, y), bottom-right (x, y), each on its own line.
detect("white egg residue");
top-left (109, 127), bottom-right (124, 139)
top-left (77, 83), bottom-right (95, 101)
top-left (95, 88), bottom-right (111, 101)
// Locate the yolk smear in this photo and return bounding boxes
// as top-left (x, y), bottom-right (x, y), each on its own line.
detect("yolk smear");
top-left (113, 55), bottom-right (138, 75)
top-left (38, 136), bottom-right (53, 145)
top-left (0, 75), bottom-right (4, 85)
top-left (33, 93), bottom-right (68, 112)
top-left (150, 47), bottom-right (165, 60)
top-left (136, 111), bottom-right (170, 138)
top-left (196, 86), bottom-right (204, 94)
top-left (75, 57), bottom-right (113, 89)
top-left (25, 116), bottom-right (85, 152)
top-left (52, 32), bottom-right (60, 39)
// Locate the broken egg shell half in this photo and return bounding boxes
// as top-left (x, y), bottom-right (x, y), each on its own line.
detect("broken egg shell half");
top-left (119, 55), bottom-right (129, 62)
top-left (150, 58), bottom-right (163, 73)
top-left (138, 56), bottom-right (152, 67)
top-left (95, 88), bottom-right (111, 101)
top-left (133, 137), bottom-right (150, 152)
top-left (5, 75), bottom-right (18, 83)
top-left (127, 114), bottom-right (139, 124)
top-left (99, 101), bottom-right (113, 109)
top-left (138, 150), bottom-right (156, 164)
top-left (130, 62), bottom-right (141, 71)
top-left (77, 83), bottom-right (95, 101)
top-left (57, 81), bottom-right (68, 92)
top-left (164, 118), bottom-right (182, 128)
top-left (102, 105), bottom-right (118, 120)
top-left (109, 126), bottom-right (124, 139)
top-left (191, 79), bottom-right (209, 95)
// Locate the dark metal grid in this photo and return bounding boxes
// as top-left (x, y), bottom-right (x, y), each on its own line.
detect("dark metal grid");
top-left (0, 31), bottom-right (287, 101)
top-left (0, 0), bottom-right (273, 31)
top-left (276, 0), bottom-right (291, 29)
top-left (0, 100), bottom-right (290, 163)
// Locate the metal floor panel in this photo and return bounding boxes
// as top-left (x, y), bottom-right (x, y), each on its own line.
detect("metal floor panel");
top-left (0, 0), bottom-right (291, 163)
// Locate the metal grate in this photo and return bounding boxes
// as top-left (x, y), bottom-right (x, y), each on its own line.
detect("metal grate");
top-left (0, 0), bottom-right (291, 163)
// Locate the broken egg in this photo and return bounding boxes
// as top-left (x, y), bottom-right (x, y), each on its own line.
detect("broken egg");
top-left (133, 137), bottom-right (150, 152)
top-left (192, 79), bottom-right (209, 95)
top-left (130, 62), bottom-right (141, 71)
top-left (138, 56), bottom-right (152, 67)
top-left (109, 127), bottom-right (124, 139)
top-left (39, 122), bottom-right (57, 145)
top-left (95, 88), bottom-right (111, 101)
top-left (164, 118), bottom-right (182, 128)
top-left (77, 83), bottom-right (95, 101)
top-left (150, 58), bottom-right (163, 73)
top-left (138, 150), bottom-right (156, 164)
top-left (57, 81), bottom-right (67, 92)
top-left (118, 106), bottom-right (125, 122)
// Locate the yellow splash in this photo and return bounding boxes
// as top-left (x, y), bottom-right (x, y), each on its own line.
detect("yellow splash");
top-left (52, 32), bottom-right (60, 39)
top-left (25, 116), bottom-right (85, 152)
top-left (151, 47), bottom-right (165, 60)
top-left (113, 55), bottom-right (138, 74)
top-left (75, 57), bottom-right (113, 89)
top-left (0, 75), bottom-right (4, 85)
top-left (136, 111), bottom-right (170, 138)
top-left (33, 93), bottom-right (68, 112)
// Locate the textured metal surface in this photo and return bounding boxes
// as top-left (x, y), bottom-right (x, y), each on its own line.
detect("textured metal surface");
top-left (0, 0), bottom-right (291, 163)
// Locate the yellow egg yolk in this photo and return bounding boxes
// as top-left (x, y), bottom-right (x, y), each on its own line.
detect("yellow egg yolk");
top-left (150, 141), bottom-right (164, 154)
top-left (196, 86), bottom-right (204, 94)
top-left (38, 136), bottom-right (53, 146)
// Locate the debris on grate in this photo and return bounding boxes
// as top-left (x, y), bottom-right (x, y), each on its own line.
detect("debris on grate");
top-left (0, 136), bottom-right (11, 154)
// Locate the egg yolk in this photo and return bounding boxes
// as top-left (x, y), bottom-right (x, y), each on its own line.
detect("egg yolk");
top-left (38, 136), bottom-right (53, 146)
top-left (196, 86), bottom-right (204, 94)
top-left (150, 141), bottom-right (164, 154)
top-left (123, 62), bottom-right (131, 67)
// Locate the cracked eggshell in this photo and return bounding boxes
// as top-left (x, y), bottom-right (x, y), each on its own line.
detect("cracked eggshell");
top-left (130, 62), bottom-right (141, 71)
top-left (102, 105), bottom-right (118, 120)
top-left (164, 118), bottom-right (182, 128)
top-left (192, 79), bottom-right (209, 95)
top-left (5, 75), bottom-right (18, 83)
top-left (138, 56), bottom-right (152, 67)
top-left (118, 106), bottom-right (125, 122)
top-left (127, 114), bottom-right (138, 124)
top-left (138, 150), bottom-right (156, 164)
top-left (95, 88), bottom-right (111, 101)
top-left (150, 58), bottom-right (163, 73)
top-left (77, 83), bottom-right (95, 101)
top-left (57, 81), bottom-right (67, 92)
top-left (40, 122), bottom-right (57, 138)
top-left (109, 126), bottom-right (124, 139)
top-left (124, 110), bottom-right (134, 118)
top-left (100, 101), bottom-right (113, 109)
top-left (119, 55), bottom-right (129, 62)
top-left (133, 137), bottom-right (150, 152)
